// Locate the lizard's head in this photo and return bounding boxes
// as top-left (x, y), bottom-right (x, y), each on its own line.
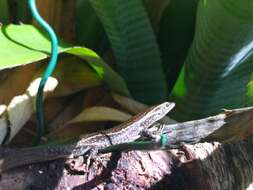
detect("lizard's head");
top-left (139, 102), bottom-right (175, 128)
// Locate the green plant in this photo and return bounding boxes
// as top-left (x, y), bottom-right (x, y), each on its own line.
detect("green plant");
top-left (1, 0), bottom-right (253, 124)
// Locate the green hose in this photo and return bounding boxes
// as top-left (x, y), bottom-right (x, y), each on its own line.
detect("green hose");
top-left (28, 0), bottom-right (59, 145)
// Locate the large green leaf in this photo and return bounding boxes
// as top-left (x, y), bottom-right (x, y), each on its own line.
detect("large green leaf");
top-left (89, 0), bottom-right (167, 104)
top-left (0, 25), bottom-right (68, 69)
top-left (170, 0), bottom-right (253, 121)
top-left (0, 24), bottom-right (129, 96)
top-left (158, 0), bottom-right (198, 92)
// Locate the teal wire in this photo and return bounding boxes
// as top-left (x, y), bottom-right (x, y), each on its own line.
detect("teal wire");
top-left (159, 134), bottom-right (168, 148)
top-left (98, 141), bottom-right (155, 153)
top-left (28, 0), bottom-right (59, 145)
top-left (98, 135), bottom-right (169, 153)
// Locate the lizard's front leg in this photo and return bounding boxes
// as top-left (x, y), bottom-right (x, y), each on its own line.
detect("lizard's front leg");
top-left (66, 146), bottom-right (109, 174)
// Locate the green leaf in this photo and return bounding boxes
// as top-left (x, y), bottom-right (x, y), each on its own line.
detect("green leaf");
top-left (48, 56), bottom-right (103, 97)
top-left (170, 0), bottom-right (253, 121)
top-left (0, 24), bottom-right (68, 69)
top-left (65, 47), bottom-right (129, 96)
top-left (0, 24), bottom-right (129, 96)
top-left (89, 0), bottom-right (167, 104)
top-left (0, 0), bottom-right (9, 24)
top-left (158, 0), bottom-right (198, 92)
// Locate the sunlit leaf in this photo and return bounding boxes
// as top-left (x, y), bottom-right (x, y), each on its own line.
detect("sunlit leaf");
top-left (0, 24), bottom-right (129, 96)
top-left (170, 0), bottom-right (253, 121)
top-left (67, 106), bottom-right (131, 124)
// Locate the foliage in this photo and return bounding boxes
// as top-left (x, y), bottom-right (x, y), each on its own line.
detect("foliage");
top-left (170, 0), bottom-right (253, 120)
top-left (0, 24), bottom-right (129, 96)
top-left (89, 0), bottom-right (168, 104)
top-left (1, 0), bottom-right (253, 125)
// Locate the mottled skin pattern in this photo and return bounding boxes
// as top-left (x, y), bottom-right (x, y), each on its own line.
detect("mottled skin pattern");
top-left (0, 102), bottom-right (174, 172)
top-left (74, 102), bottom-right (175, 148)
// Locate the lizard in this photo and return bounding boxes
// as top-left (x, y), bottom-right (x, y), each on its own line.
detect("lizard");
top-left (0, 102), bottom-right (174, 172)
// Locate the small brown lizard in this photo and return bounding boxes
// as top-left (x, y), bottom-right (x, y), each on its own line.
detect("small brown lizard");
top-left (0, 102), bottom-right (174, 172)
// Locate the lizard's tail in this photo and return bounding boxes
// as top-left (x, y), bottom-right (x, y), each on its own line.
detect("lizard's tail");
top-left (0, 144), bottom-right (77, 173)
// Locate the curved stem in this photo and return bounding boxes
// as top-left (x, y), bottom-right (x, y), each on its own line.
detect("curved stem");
top-left (28, 0), bottom-right (58, 145)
